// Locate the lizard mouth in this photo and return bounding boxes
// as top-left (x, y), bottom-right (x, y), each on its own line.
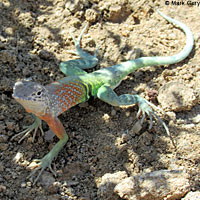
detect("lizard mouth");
top-left (13, 81), bottom-right (27, 99)
top-left (13, 81), bottom-right (32, 101)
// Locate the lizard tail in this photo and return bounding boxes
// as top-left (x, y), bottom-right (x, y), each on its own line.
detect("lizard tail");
top-left (120, 10), bottom-right (194, 74)
top-left (155, 9), bottom-right (193, 64)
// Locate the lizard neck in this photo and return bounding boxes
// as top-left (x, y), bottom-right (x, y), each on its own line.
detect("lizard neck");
top-left (45, 80), bottom-right (90, 116)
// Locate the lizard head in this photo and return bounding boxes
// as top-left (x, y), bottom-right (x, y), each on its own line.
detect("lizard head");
top-left (13, 80), bottom-right (50, 116)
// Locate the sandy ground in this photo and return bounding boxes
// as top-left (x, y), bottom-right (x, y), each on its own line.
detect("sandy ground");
top-left (0, 0), bottom-right (200, 199)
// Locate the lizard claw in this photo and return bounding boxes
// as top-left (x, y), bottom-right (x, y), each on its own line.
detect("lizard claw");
top-left (137, 106), bottom-right (156, 131)
top-left (11, 115), bottom-right (44, 143)
top-left (27, 155), bottom-right (56, 185)
top-left (136, 98), bottom-right (176, 147)
top-left (137, 99), bottom-right (169, 136)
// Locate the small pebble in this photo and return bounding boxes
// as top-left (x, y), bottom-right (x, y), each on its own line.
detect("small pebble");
top-left (130, 121), bottom-right (142, 135)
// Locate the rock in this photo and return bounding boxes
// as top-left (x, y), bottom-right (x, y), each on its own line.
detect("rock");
top-left (79, 102), bottom-right (89, 108)
top-left (47, 194), bottom-right (60, 200)
top-left (114, 170), bottom-right (190, 200)
top-left (192, 114), bottom-right (200, 123)
top-left (146, 89), bottom-right (158, 104)
top-left (44, 130), bottom-right (55, 141)
top-left (6, 121), bottom-right (15, 131)
top-left (38, 49), bottom-right (52, 60)
top-left (111, 109), bottom-right (117, 116)
top-left (18, 12), bottom-right (35, 29)
top-left (0, 162), bottom-right (4, 172)
top-left (65, 0), bottom-right (89, 14)
top-left (130, 121), bottom-right (142, 135)
top-left (158, 81), bottom-right (197, 111)
top-left (0, 50), bottom-right (16, 64)
top-left (98, 171), bottom-right (128, 199)
top-left (0, 143), bottom-right (8, 151)
top-left (138, 131), bottom-right (153, 146)
top-left (0, 184), bottom-right (6, 193)
top-left (98, 0), bottom-right (132, 22)
top-left (85, 8), bottom-right (99, 23)
top-left (182, 191), bottom-right (200, 200)
top-left (40, 172), bottom-right (55, 187)
top-left (0, 134), bottom-right (8, 143)
top-left (78, 197), bottom-right (90, 200)
top-left (0, 122), bottom-right (6, 133)
top-left (47, 182), bottom-right (60, 194)
top-left (13, 152), bottom-right (24, 163)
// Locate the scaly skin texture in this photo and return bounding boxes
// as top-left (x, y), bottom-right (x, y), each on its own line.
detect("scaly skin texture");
top-left (12, 10), bottom-right (194, 184)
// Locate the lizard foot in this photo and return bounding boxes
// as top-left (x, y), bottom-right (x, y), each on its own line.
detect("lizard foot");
top-left (136, 98), bottom-right (176, 147)
top-left (11, 115), bottom-right (44, 143)
top-left (27, 154), bottom-right (56, 185)
top-left (136, 100), bottom-right (169, 134)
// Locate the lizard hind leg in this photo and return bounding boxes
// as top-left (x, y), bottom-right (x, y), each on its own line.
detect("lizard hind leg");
top-left (59, 25), bottom-right (99, 76)
top-left (70, 24), bottom-right (99, 68)
top-left (97, 85), bottom-right (173, 143)
top-left (70, 24), bottom-right (98, 63)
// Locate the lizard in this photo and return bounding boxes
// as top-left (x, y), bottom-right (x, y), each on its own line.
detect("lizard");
top-left (12, 10), bottom-right (194, 184)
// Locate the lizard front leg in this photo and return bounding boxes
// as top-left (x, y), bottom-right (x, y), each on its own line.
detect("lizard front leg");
top-left (28, 114), bottom-right (68, 185)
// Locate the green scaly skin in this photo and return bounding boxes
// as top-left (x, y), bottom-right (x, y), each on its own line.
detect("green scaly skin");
top-left (12, 10), bottom-right (194, 184)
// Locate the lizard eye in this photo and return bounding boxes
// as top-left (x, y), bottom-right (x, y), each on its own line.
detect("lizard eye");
top-left (36, 91), bottom-right (42, 96)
